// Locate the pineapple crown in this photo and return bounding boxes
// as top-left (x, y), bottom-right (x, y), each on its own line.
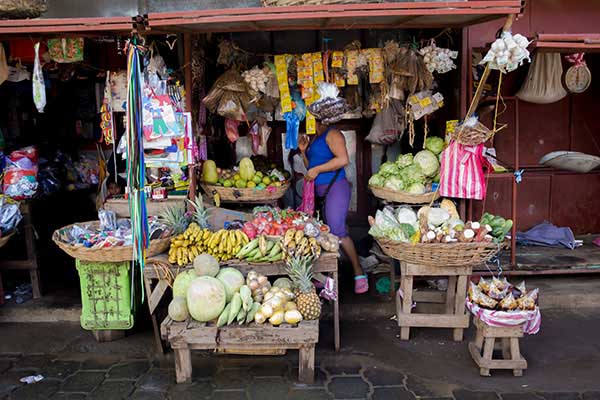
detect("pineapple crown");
top-left (285, 255), bottom-right (316, 293)
top-left (160, 203), bottom-right (190, 235)
top-left (187, 194), bottom-right (210, 229)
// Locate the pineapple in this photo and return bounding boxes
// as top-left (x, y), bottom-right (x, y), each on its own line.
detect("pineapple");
top-left (285, 255), bottom-right (321, 320)
top-left (187, 194), bottom-right (210, 229)
top-left (160, 203), bottom-right (189, 235)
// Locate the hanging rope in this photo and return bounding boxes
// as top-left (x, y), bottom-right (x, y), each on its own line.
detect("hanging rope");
top-left (125, 38), bottom-right (149, 302)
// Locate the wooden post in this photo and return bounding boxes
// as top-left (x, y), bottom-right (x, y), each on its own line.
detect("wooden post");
top-left (399, 273), bottom-right (413, 340)
top-left (480, 337), bottom-right (495, 376)
top-left (452, 275), bottom-right (468, 341)
top-left (174, 347), bottom-right (192, 383)
top-left (299, 345), bottom-right (315, 384)
top-left (445, 276), bottom-right (457, 314)
top-left (183, 32), bottom-right (197, 203)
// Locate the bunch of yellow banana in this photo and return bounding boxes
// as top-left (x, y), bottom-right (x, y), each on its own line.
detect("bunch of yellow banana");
top-left (282, 228), bottom-right (321, 260)
top-left (168, 222), bottom-right (212, 266)
top-left (205, 229), bottom-right (250, 262)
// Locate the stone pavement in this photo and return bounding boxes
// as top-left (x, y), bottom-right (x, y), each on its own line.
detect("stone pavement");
top-left (0, 309), bottom-right (599, 399)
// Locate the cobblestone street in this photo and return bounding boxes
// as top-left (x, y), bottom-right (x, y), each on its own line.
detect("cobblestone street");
top-left (1, 309), bottom-right (599, 399)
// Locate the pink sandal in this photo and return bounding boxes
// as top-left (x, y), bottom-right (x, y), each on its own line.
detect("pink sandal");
top-left (354, 275), bottom-right (369, 294)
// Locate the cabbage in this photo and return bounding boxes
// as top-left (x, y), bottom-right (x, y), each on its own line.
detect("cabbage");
top-left (413, 150), bottom-right (440, 178)
top-left (383, 176), bottom-right (405, 191)
top-left (427, 208), bottom-right (451, 227)
top-left (407, 182), bottom-right (426, 194)
top-left (399, 164), bottom-right (425, 185)
top-left (395, 207), bottom-right (417, 226)
top-left (194, 254), bottom-right (220, 277)
top-left (187, 276), bottom-right (227, 322)
top-left (368, 174), bottom-right (385, 187)
top-left (216, 267), bottom-right (245, 302)
top-left (379, 162), bottom-right (399, 177)
top-left (425, 137), bottom-right (445, 155)
top-left (168, 297), bottom-right (189, 322)
top-left (172, 270), bottom-right (197, 298)
top-left (396, 153), bottom-right (414, 168)
top-left (433, 172), bottom-right (440, 183)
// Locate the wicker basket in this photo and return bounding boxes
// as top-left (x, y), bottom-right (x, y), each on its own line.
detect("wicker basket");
top-left (201, 183), bottom-right (289, 203)
top-left (263, 0), bottom-right (368, 6)
top-left (0, 232), bottom-right (15, 249)
top-left (453, 121), bottom-right (495, 146)
top-left (52, 222), bottom-right (171, 262)
top-left (375, 238), bottom-right (504, 267)
top-left (0, 0), bottom-right (47, 19)
top-left (369, 185), bottom-right (440, 204)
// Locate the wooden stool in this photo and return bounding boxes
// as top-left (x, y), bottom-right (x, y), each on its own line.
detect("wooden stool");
top-left (469, 317), bottom-right (527, 376)
top-left (396, 262), bottom-right (471, 341)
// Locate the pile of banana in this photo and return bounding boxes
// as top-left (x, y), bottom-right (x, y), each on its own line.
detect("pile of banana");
top-left (168, 223), bottom-right (249, 266)
top-left (236, 235), bottom-right (283, 263)
top-left (282, 228), bottom-right (321, 261)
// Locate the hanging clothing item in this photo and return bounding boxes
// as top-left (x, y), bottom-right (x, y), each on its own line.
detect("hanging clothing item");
top-left (516, 53), bottom-right (567, 104)
top-left (0, 44), bottom-right (8, 85)
top-left (47, 38), bottom-right (84, 63)
top-left (32, 42), bottom-right (46, 113)
top-left (439, 140), bottom-right (489, 200)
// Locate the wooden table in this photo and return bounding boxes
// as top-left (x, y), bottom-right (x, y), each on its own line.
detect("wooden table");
top-left (161, 317), bottom-right (319, 384)
top-left (144, 251), bottom-right (340, 353)
top-left (397, 262), bottom-right (472, 341)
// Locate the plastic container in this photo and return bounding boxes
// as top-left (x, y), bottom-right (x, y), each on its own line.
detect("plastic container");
top-left (76, 260), bottom-right (134, 330)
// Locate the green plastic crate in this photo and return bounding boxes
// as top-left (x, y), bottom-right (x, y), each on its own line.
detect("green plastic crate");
top-left (76, 260), bottom-right (134, 331)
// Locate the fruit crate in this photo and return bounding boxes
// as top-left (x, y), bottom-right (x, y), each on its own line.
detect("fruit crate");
top-left (76, 260), bottom-right (134, 330)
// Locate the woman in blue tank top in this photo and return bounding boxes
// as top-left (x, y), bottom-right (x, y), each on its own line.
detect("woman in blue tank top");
top-left (298, 120), bottom-right (368, 294)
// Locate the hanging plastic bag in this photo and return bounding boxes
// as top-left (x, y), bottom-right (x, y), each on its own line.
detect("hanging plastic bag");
top-left (32, 42), bottom-right (46, 113)
top-left (257, 122), bottom-right (271, 157)
top-left (249, 122), bottom-right (261, 154)
top-left (516, 52), bottom-right (567, 104)
top-left (298, 179), bottom-right (315, 216)
top-left (0, 43), bottom-right (8, 85)
top-left (439, 140), bottom-right (490, 200)
top-left (284, 112), bottom-right (300, 150)
top-left (225, 118), bottom-right (240, 143)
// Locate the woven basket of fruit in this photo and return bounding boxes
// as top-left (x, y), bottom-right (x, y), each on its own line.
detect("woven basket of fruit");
top-left (369, 185), bottom-right (440, 204)
top-left (201, 157), bottom-right (290, 203)
top-left (201, 183), bottom-right (289, 203)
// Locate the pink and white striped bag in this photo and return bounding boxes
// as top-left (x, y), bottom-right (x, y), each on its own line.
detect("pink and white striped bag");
top-left (439, 140), bottom-right (489, 200)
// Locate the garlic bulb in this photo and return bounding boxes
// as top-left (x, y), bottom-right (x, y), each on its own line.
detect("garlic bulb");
top-left (241, 66), bottom-right (269, 93)
top-left (480, 31), bottom-right (531, 73)
top-left (419, 42), bottom-right (457, 74)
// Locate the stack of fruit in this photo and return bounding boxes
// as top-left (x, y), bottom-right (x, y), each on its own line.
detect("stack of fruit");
top-left (242, 208), bottom-right (328, 239)
top-left (202, 157), bottom-right (288, 190)
top-left (282, 228), bottom-right (321, 260)
top-left (161, 199), bottom-right (250, 265)
top-left (236, 235), bottom-right (284, 263)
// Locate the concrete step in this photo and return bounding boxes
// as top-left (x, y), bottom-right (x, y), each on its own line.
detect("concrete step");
top-left (1, 276), bottom-right (599, 323)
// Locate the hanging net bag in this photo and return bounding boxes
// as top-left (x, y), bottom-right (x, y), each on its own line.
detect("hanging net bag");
top-left (516, 52), bottom-right (567, 104)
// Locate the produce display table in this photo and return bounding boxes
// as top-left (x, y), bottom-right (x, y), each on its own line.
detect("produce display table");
top-left (161, 317), bottom-right (319, 384)
top-left (469, 316), bottom-right (527, 377)
top-left (396, 262), bottom-right (471, 341)
top-left (144, 251), bottom-right (340, 353)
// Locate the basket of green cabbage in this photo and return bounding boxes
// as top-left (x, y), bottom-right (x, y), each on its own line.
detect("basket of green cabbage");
top-left (369, 140), bottom-right (444, 204)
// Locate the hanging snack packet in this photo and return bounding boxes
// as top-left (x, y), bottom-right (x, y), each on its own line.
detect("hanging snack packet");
top-left (346, 50), bottom-right (359, 85)
top-left (499, 292), bottom-right (518, 311)
top-left (517, 288), bottom-right (538, 311)
top-left (477, 277), bottom-right (491, 293)
top-left (274, 55), bottom-right (292, 113)
top-left (487, 278), bottom-right (507, 300)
